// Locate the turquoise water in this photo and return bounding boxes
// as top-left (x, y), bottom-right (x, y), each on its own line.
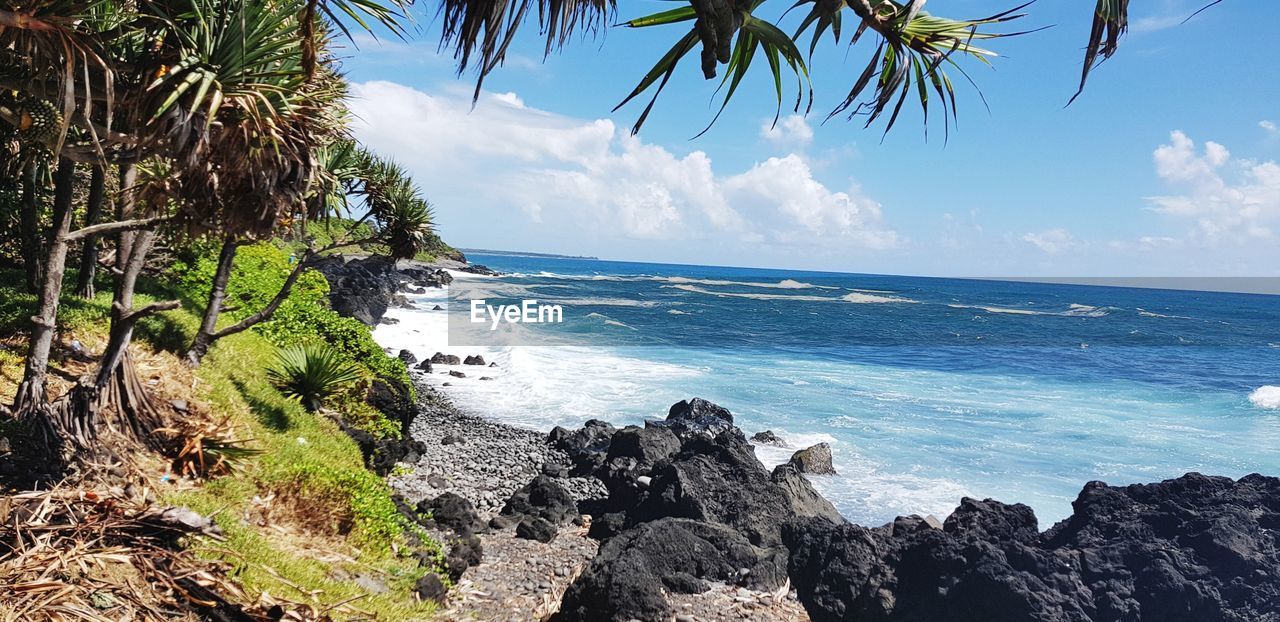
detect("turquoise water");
top-left (376, 254), bottom-right (1280, 526)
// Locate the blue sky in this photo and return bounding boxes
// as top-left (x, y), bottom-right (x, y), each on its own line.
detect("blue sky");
top-left (341, 0), bottom-right (1280, 276)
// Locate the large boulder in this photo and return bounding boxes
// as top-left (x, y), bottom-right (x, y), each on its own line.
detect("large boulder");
top-left (648, 397), bottom-right (742, 442)
top-left (515, 516), bottom-right (558, 543)
top-left (594, 425), bottom-right (683, 511)
top-left (430, 352), bottom-right (462, 365)
top-left (751, 430), bottom-right (786, 447)
top-left (549, 419), bottom-right (617, 476)
top-left (501, 475), bottom-right (579, 525)
top-left (417, 492), bottom-right (484, 537)
top-left (785, 472), bottom-right (1280, 622)
top-left (400, 265), bottom-right (453, 288)
top-left (553, 518), bottom-right (788, 622)
top-left (627, 432), bottom-right (842, 547)
top-left (311, 255), bottom-right (398, 325)
top-left (788, 442), bottom-right (837, 475)
top-left (606, 425), bottom-right (680, 470)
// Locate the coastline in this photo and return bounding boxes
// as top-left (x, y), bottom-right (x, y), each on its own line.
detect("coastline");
top-left (371, 259), bottom-right (1280, 621)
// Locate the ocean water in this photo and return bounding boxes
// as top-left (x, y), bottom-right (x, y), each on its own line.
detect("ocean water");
top-left (374, 253), bottom-right (1280, 527)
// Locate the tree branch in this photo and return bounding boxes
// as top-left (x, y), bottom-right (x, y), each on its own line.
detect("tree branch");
top-left (122, 300), bottom-right (182, 323)
top-left (209, 250), bottom-right (316, 340)
top-left (65, 215), bottom-right (172, 242)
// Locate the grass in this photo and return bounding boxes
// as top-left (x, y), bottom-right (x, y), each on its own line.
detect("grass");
top-left (0, 267), bottom-right (443, 620)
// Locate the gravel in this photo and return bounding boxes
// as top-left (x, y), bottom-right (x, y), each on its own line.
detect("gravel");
top-left (389, 378), bottom-right (606, 513)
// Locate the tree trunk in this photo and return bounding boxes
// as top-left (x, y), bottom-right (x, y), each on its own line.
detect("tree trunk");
top-left (12, 158), bottom-right (76, 416)
top-left (73, 164), bottom-right (106, 299)
top-left (116, 164), bottom-right (137, 270)
top-left (184, 236), bottom-right (239, 367)
top-left (19, 159), bottom-right (43, 294)
top-left (97, 229), bottom-right (156, 386)
top-left (48, 225), bottom-right (178, 450)
top-left (183, 247), bottom-right (316, 368)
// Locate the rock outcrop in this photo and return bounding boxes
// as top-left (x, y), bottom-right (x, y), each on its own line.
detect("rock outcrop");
top-left (549, 398), bottom-right (841, 621)
top-left (311, 255), bottom-right (398, 325)
top-left (784, 472), bottom-right (1280, 622)
top-left (788, 442), bottom-right (836, 475)
top-left (553, 518), bottom-right (788, 622)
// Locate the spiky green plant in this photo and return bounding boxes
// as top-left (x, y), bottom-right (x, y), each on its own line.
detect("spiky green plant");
top-left (267, 343), bottom-right (364, 412)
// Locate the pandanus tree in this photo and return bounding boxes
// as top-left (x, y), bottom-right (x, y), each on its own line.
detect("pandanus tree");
top-left (0, 0), bottom-right (414, 455)
top-left (183, 138), bottom-right (438, 368)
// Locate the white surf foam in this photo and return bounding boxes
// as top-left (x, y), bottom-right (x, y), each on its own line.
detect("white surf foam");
top-left (948, 303), bottom-right (1111, 317)
top-left (668, 283), bottom-right (916, 304)
top-left (1249, 386), bottom-right (1280, 409)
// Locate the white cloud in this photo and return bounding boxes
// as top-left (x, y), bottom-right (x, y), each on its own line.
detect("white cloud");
top-left (1262, 120), bottom-right (1278, 136)
top-left (722, 155), bottom-right (897, 249)
top-left (1148, 130), bottom-right (1280, 243)
top-left (760, 115), bottom-right (814, 149)
top-left (1021, 228), bottom-right (1078, 254)
top-left (348, 81), bottom-right (896, 248)
top-left (1108, 236), bottom-right (1181, 251)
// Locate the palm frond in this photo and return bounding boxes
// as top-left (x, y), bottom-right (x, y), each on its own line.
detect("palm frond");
top-left (1071, 0), bottom-right (1127, 104)
top-left (437, 0), bottom-right (615, 100)
top-left (617, 0), bottom-right (810, 136)
top-left (825, 1), bottom-right (1036, 138)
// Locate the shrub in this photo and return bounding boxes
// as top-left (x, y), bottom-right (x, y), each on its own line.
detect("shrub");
top-left (169, 240), bottom-right (330, 314)
top-left (268, 343), bottom-right (364, 412)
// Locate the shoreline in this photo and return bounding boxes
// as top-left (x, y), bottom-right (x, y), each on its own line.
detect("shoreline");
top-left (372, 260), bottom-right (1280, 621)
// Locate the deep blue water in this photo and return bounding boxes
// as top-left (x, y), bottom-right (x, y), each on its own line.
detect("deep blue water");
top-left (376, 253), bottom-right (1280, 526)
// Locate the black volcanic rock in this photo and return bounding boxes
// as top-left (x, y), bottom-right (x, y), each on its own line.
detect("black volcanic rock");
top-left (648, 397), bottom-right (741, 442)
top-left (627, 432), bottom-right (842, 547)
top-left (606, 425), bottom-right (680, 475)
top-left (553, 518), bottom-right (788, 622)
top-left (463, 354), bottom-right (486, 365)
top-left (751, 430), bottom-right (786, 446)
top-left (549, 419), bottom-right (617, 476)
top-left (430, 352), bottom-right (461, 365)
top-left (311, 255), bottom-right (398, 325)
top-left (501, 475), bottom-right (579, 525)
top-left (784, 472), bottom-right (1280, 622)
top-left (515, 516), bottom-right (557, 543)
top-left (445, 535), bottom-right (483, 581)
top-left (400, 265), bottom-right (453, 288)
top-left (417, 492), bottom-right (484, 537)
top-left (366, 378), bottom-right (418, 436)
top-left (414, 573), bottom-right (447, 604)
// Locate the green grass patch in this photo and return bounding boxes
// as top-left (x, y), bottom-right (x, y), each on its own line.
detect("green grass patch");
top-left (0, 263), bottom-right (442, 620)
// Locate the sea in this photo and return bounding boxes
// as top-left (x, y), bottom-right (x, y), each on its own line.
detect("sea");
top-left (373, 253), bottom-right (1280, 527)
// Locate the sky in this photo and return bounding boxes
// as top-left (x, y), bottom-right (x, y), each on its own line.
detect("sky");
top-left (340, 0), bottom-right (1280, 277)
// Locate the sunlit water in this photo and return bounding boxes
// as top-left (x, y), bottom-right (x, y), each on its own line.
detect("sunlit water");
top-left (374, 254), bottom-right (1280, 526)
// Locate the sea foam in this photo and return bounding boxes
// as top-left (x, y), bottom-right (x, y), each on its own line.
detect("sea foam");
top-left (1249, 386), bottom-right (1280, 409)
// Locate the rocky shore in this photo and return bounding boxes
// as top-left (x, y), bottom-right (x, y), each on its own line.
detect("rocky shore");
top-left (394, 383), bottom-right (1280, 622)
top-left (352, 260), bottom-right (1280, 621)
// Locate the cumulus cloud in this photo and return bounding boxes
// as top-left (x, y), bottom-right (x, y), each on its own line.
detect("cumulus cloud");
top-left (1148, 130), bottom-right (1280, 242)
top-left (1262, 120), bottom-right (1278, 136)
top-left (348, 81), bottom-right (896, 248)
top-left (760, 115), bottom-right (814, 149)
top-left (1021, 228), bottom-right (1079, 254)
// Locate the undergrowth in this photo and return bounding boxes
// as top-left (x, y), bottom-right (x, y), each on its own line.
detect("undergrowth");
top-left (0, 262), bottom-right (443, 620)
